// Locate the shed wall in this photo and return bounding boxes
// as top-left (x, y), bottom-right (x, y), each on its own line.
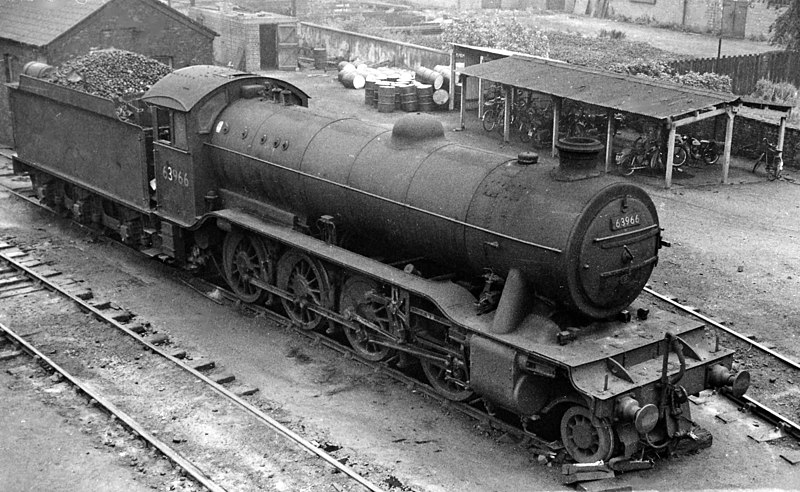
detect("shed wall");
top-left (47, 0), bottom-right (213, 68)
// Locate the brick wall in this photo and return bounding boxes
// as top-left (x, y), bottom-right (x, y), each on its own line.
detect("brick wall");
top-left (595, 0), bottom-right (785, 38)
top-left (188, 8), bottom-right (297, 71)
top-left (47, 0), bottom-right (214, 68)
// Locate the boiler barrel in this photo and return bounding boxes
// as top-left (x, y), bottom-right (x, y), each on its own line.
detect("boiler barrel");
top-left (209, 104), bottom-right (659, 317)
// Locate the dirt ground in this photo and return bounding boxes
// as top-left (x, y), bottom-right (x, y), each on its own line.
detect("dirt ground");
top-left (2, 15), bottom-right (800, 492)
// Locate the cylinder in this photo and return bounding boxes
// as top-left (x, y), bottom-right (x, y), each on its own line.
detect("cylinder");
top-left (337, 61), bottom-right (354, 72)
top-left (377, 84), bottom-right (395, 113)
top-left (432, 89), bottom-right (449, 107)
top-left (433, 65), bottom-right (452, 88)
top-left (340, 71), bottom-right (366, 90)
top-left (414, 66), bottom-right (444, 90)
top-left (22, 61), bottom-right (54, 79)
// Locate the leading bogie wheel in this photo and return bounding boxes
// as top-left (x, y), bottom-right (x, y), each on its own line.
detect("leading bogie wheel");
top-left (420, 359), bottom-right (474, 402)
top-left (222, 231), bottom-right (273, 304)
top-left (339, 276), bottom-right (394, 362)
top-left (276, 250), bottom-right (333, 331)
top-left (560, 405), bottom-right (615, 463)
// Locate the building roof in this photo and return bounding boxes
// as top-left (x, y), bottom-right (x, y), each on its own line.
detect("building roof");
top-left (0, 0), bottom-right (215, 48)
top-left (459, 55), bottom-right (741, 121)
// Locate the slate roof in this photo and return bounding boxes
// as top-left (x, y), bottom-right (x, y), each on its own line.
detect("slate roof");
top-left (0, 0), bottom-right (215, 48)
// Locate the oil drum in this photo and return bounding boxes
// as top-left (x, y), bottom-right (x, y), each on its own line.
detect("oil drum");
top-left (376, 83), bottom-right (395, 113)
top-left (398, 84), bottom-right (418, 112)
top-left (364, 78), bottom-right (376, 106)
top-left (415, 83), bottom-right (434, 112)
top-left (312, 47), bottom-right (327, 70)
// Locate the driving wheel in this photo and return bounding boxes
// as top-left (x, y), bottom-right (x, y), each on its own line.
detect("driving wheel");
top-left (276, 250), bottom-right (333, 331)
top-left (222, 231), bottom-right (273, 304)
top-left (560, 405), bottom-right (615, 463)
top-left (339, 276), bottom-right (394, 362)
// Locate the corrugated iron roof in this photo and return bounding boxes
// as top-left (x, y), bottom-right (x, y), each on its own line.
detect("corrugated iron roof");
top-left (459, 55), bottom-right (740, 121)
top-left (0, 0), bottom-right (106, 47)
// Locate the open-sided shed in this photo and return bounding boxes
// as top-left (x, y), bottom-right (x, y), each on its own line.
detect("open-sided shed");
top-left (455, 49), bottom-right (760, 188)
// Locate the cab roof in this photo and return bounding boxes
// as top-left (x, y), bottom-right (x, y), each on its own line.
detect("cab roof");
top-left (142, 65), bottom-right (309, 111)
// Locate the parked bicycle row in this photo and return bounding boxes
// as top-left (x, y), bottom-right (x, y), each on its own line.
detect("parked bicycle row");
top-left (479, 85), bottom-right (783, 180)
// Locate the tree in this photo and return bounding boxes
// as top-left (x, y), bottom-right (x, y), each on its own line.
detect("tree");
top-left (770, 0), bottom-right (800, 50)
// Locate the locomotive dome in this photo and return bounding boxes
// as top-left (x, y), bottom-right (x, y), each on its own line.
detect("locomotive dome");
top-left (391, 113), bottom-right (445, 146)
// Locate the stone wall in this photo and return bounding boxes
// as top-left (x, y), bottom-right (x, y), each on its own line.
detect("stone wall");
top-left (299, 22), bottom-right (449, 69)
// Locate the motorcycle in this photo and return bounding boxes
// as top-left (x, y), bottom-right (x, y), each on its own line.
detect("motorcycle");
top-left (673, 134), bottom-right (719, 166)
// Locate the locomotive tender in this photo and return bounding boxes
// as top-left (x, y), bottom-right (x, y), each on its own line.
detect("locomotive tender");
top-left (9, 65), bottom-right (749, 464)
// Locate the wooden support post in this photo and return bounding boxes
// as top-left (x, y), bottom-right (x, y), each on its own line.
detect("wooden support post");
top-left (552, 97), bottom-right (562, 158)
top-left (722, 107), bottom-right (734, 184)
top-left (459, 75), bottom-right (469, 130)
top-left (604, 108), bottom-right (614, 173)
top-left (503, 84), bottom-right (511, 144)
top-left (477, 56), bottom-right (484, 119)
top-left (778, 115), bottom-right (787, 174)
top-left (459, 74), bottom-right (466, 130)
top-left (449, 48), bottom-right (456, 111)
top-left (664, 122), bottom-right (677, 189)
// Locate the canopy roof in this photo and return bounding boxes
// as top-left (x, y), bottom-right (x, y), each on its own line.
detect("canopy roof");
top-left (459, 55), bottom-right (741, 121)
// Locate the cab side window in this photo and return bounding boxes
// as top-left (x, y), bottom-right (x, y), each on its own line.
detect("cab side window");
top-left (153, 107), bottom-right (187, 150)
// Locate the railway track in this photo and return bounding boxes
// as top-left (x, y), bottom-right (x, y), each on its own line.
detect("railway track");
top-left (0, 243), bottom-right (384, 492)
top-left (644, 286), bottom-right (800, 441)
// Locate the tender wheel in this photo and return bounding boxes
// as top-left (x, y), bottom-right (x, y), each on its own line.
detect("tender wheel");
top-left (560, 406), bottom-right (615, 463)
top-left (339, 276), bottom-right (394, 362)
top-left (222, 231), bottom-right (273, 304)
top-left (420, 359), bottom-right (474, 402)
top-left (276, 250), bottom-right (333, 331)
top-left (672, 146), bottom-right (687, 167)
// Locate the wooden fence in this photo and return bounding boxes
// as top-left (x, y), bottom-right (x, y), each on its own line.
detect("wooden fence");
top-left (670, 50), bottom-right (800, 95)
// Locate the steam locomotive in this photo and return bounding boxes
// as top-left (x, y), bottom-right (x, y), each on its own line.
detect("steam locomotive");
top-left (9, 64), bottom-right (749, 464)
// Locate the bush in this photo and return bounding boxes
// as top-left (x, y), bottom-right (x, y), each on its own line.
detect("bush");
top-left (751, 78), bottom-right (799, 105)
top-left (441, 12), bottom-right (549, 56)
top-left (609, 61), bottom-right (733, 93)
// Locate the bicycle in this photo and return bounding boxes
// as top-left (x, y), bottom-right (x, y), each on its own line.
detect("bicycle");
top-left (751, 137), bottom-right (783, 181)
top-left (481, 96), bottom-right (505, 133)
top-left (617, 135), bottom-right (663, 176)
